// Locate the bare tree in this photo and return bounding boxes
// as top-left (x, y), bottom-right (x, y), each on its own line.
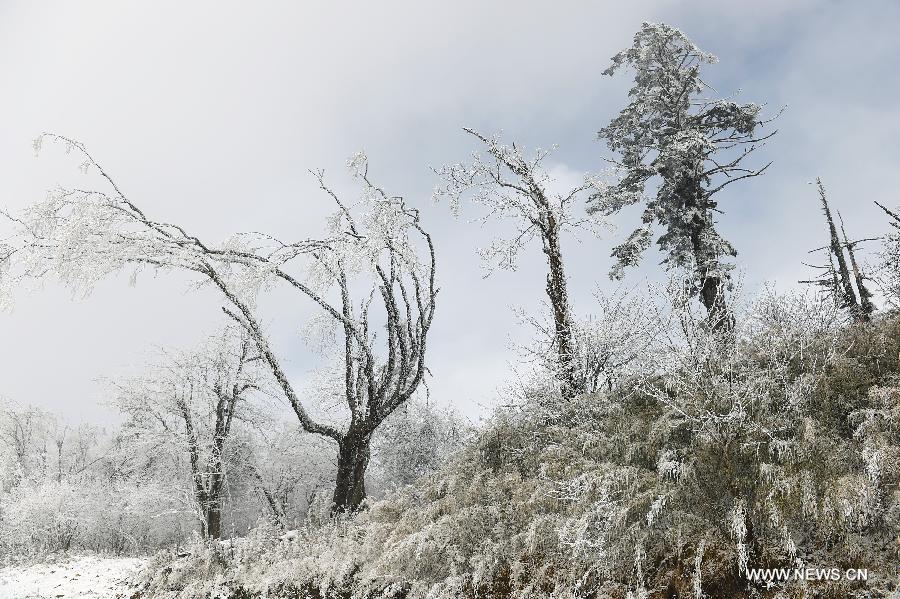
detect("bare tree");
top-left (303, 157), bottom-right (438, 511)
top-left (840, 218), bottom-right (876, 319)
top-left (4, 135), bottom-right (437, 513)
top-left (114, 328), bottom-right (263, 538)
top-left (801, 179), bottom-right (876, 322)
top-left (434, 128), bottom-right (606, 399)
top-left (592, 22), bottom-right (776, 330)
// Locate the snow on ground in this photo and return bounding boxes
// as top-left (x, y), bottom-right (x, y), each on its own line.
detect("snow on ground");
top-left (0, 555), bottom-right (145, 599)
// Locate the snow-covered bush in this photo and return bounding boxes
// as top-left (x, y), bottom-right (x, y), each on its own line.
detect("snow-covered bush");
top-left (370, 398), bottom-right (471, 494)
top-left (0, 402), bottom-right (193, 561)
top-left (0, 392), bottom-right (344, 560)
top-left (0, 479), bottom-right (188, 562)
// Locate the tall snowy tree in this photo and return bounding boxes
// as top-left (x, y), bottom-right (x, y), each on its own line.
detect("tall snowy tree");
top-left (4, 136), bottom-right (437, 513)
top-left (591, 22), bottom-right (775, 328)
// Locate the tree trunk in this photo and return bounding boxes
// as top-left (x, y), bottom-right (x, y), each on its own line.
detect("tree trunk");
top-left (332, 428), bottom-right (371, 513)
top-left (206, 503), bottom-right (222, 539)
top-left (543, 219), bottom-right (579, 399)
top-left (698, 273), bottom-right (732, 332)
top-left (672, 173), bottom-right (734, 332)
top-left (689, 213), bottom-right (732, 333)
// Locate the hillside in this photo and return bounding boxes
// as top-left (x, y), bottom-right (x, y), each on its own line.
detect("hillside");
top-left (133, 294), bottom-right (900, 598)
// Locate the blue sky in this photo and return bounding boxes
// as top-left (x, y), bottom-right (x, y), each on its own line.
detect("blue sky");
top-left (2, 0), bottom-right (899, 425)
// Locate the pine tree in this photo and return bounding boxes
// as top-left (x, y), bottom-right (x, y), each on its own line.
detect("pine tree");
top-left (591, 22), bottom-right (774, 329)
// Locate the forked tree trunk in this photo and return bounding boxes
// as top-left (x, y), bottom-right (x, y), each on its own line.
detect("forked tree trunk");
top-left (819, 180), bottom-right (861, 319)
top-left (836, 203), bottom-right (875, 322)
top-left (332, 427), bottom-right (372, 513)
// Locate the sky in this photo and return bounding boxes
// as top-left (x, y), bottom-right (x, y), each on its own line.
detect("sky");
top-left (1, 0), bottom-right (899, 425)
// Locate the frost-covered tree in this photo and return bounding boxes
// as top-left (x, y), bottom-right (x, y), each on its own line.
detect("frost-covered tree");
top-left (591, 22), bottom-right (775, 328)
top-left (0, 401), bottom-right (98, 489)
top-left (434, 128), bottom-right (606, 399)
top-left (0, 402), bottom-right (54, 486)
top-left (4, 135), bottom-right (437, 513)
top-left (114, 327), bottom-right (264, 539)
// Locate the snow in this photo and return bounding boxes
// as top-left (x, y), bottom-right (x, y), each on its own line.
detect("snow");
top-left (0, 556), bottom-right (144, 599)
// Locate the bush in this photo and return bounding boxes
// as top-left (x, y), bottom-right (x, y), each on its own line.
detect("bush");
top-left (0, 479), bottom-right (189, 562)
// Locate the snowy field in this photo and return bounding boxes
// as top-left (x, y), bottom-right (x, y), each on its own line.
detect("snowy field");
top-left (0, 556), bottom-right (144, 599)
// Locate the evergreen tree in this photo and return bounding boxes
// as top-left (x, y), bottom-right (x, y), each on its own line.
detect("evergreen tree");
top-left (591, 22), bottom-right (775, 328)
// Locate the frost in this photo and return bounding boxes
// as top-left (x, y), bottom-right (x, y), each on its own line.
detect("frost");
top-left (656, 449), bottom-right (681, 480)
top-left (646, 494), bottom-right (667, 526)
top-left (347, 151), bottom-right (368, 177)
top-left (729, 499), bottom-right (748, 572)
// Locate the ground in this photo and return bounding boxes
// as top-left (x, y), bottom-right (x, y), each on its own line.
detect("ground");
top-left (0, 556), bottom-right (144, 599)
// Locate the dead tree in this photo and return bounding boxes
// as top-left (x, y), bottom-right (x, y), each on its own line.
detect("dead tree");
top-left (8, 135), bottom-right (437, 513)
top-left (839, 215), bottom-right (876, 319)
top-left (434, 129), bottom-right (605, 400)
top-left (801, 179), bottom-right (875, 322)
top-left (820, 179), bottom-right (859, 315)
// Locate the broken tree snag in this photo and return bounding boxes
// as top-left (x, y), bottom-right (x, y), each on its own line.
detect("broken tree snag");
top-left (838, 212), bottom-right (875, 320)
top-left (818, 178), bottom-right (860, 317)
top-left (876, 200), bottom-right (900, 229)
top-left (802, 179), bottom-right (875, 322)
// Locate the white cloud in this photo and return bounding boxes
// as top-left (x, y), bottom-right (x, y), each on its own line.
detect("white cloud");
top-left (1, 0), bottom-right (898, 423)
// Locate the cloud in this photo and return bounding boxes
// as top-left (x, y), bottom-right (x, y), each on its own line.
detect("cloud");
top-left (1, 0), bottom-right (898, 423)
